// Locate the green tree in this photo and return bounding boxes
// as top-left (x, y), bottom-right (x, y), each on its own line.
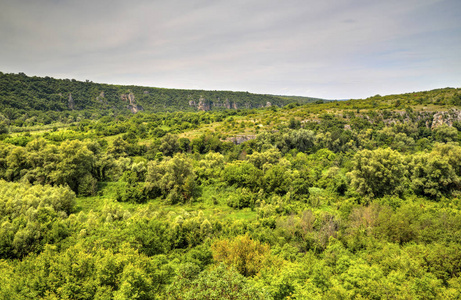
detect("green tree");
top-left (145, 153), bottom-right (199, 203)
top-left (409, 152), bottom-right (459, 199)
top-left (107, 137), bottom-right (129, 158)
top-left (222, 161), bottom-right (263, 192)
top-left (212, 235), bottom-right (270, 277)
top-left (434, 125), bottom-right (458, 143)
top-left (49, 140), bottom-right (96, 194)
top-left (347, 148), bottom-right (407, 198)
top-left (159, 134), bottom-right (179, 156)
top-left (166, 263), bottom-right (269, 299)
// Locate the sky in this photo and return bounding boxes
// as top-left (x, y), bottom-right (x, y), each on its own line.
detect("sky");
top-left (0, 0), bottom-right (460, 99)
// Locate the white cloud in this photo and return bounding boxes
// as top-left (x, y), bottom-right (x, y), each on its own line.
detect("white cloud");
top-left (0, 0), bottom-right (459, 99)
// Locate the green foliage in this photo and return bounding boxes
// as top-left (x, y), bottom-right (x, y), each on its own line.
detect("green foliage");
top-left (0, 181), bottom-right (75, 258)
top-left (0, 72), bottom-right (292, 119)
top-left (167, 263), bottom-right (269, 299)
top-left (434, 124), bottom-right (458, 143)
top-left (1, 81), bottom-right (461, 298)
top-left (212, 235), bottom-right (271, 277)
top-left (223, 161), bottom-right (263, 192)
top-left (409, 152), bottom-right (460, 199)
top-left (145, 153), bottom-right (199, 203)
top-left (348, 148), bottom-right (407, 198)
top-left (159, 133), bottom-right (180, 156)
top-left (1, 243), bottom-right (173, 299)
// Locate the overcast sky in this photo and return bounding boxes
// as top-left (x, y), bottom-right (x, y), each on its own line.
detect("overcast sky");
top-left (0, 0), bottom-right (460, 99)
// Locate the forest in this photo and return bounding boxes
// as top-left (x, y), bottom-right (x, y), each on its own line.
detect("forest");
top-left (1, 74), bottom-right (461, 299)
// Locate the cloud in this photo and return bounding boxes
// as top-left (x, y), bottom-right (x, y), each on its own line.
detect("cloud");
top-left (0, 0), bottom-right (459, 99)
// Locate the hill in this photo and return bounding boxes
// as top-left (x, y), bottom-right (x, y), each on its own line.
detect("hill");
top-left (1, 77), bottom-right (461, 298)
top-left (0, 72), bottom-right (293, 116)
top-left (275, 94), bottom-right (332, 104)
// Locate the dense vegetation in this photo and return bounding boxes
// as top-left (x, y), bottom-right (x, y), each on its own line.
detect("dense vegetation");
top-left (0, 72), bottom-right (290, 124)
top-left (1, 76), bottom-right (461, 299)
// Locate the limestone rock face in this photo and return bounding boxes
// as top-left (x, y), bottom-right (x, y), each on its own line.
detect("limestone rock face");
top-left (197, 96), bottom-right (211, 111)
top-left (187, 96), bottom-right (242, 111)
top-left (228, 134), bottom-right (257, 145)
top-left (68, 93), bottom-right (75, 110)
top-left (212, 98), bottom-right (225, 108)
top-left (431, 109), bottom-right (461, 129)
top-left (96, 91), bottom-right (106, 103)
top-left (129, 105), bottom-right (144, 113)
top-left (128, 93), bottom-right (135, 105)
top-left (121, 92), bottom-right (143, 113)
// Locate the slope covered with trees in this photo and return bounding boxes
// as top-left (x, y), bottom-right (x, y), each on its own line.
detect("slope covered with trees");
top-left (0, 72), bottom-right (291, 120)
top-left (0, 83), bottom-right (461, 299)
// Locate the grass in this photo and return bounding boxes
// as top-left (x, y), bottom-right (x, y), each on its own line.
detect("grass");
top-left (9, 122), bottom-right (71, 134)
top-left (74, 181), bottom-right (259, 222)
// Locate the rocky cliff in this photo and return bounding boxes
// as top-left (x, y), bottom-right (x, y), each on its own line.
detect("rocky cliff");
top-left (188, 95), bottom-right (241, 111)
top-left (121, 92), bottom-right (144, 113)
top-left (430, 109), bottom-right (461, 129)
top-left (68, 93), bottom-right (75, 110)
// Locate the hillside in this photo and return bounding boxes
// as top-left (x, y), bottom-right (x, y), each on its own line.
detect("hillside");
top-left (276, 95), bottom-right (332, 104)
top-left (1, 74), bottom-right (461, 298)
top-left (0, 72), bottom-right (293, 116)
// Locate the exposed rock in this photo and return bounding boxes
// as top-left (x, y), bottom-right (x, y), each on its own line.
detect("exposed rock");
top-left (68, 93), bottom-right (75, 110)
top-left (197, 96), bottom-right (211, 111)
top-left (121, 92), bottom-right (142, 113)
top-left (431, 109), bottom-right (461, 129)
top-left (187, 96), bottom-right (242, 111)
top-left (129, 105), bottom-right (144, 114)
top-left (266, 102), bottom-right (272, 107)
top-left (212, 98), bottom-right (226, 108)
top-left (96, 91), bottom-right (107, 104)
top-left (128, 93), bottom-right (135, 105)
top-left (228, 135), bottom-right (257, 145)
top-left (120, 93), bottom-right (135, 104)
top-left (143, 91), bottom-right (149, 94)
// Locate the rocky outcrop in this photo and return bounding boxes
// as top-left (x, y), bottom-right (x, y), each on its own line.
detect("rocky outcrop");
top-left (212, 98), bottom-right (226, 108)
top-left (96, 91), bottom-right (106, 103)
top-left (228, 135), bottom-right (257, 145)
top-left (121, 92), bottom-right (143, 113)
top-left (431, 109), bottom-right (461, 129)
top-left (187, 96), bottom-right (245, 111)
top-left (68, 93), bottom-right (75, 110)
top-left (197, 96), bottom-right (211, 111)
top-left (129, 105), bottom-right (144, 113)
top-left (120, 93), bottom-right (136, 104)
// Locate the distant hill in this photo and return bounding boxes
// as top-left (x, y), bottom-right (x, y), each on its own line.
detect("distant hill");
top-left (275, 95), bottom-right (332, 104)
top-left (2, 72), bottom-right (459, 122)
top-left (0, 72), bottom-right (298, 116)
